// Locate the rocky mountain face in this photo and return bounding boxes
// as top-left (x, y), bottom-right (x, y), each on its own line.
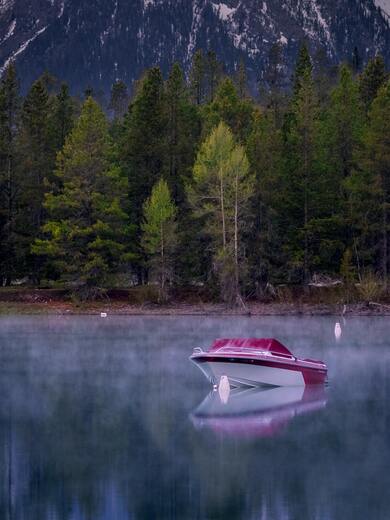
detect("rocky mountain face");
top-left (0, 0), bottom-right (389, 94)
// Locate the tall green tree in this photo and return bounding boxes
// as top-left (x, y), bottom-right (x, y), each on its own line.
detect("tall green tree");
top-left (109, 80), bottom-right (129, 120)
top-left (204, 50), bottom-right (223, 103)
top-left (0, 64), bottom-right (20, 284)
top-left (283, 64), bottom-right (320, 283)
top-left (49, 83), bottom-right (75, 152)
top-left (142, 178), bottom-right (177, 301)
top-left (359, 55), bottom-right (387, 112)
top-left (235, 60), bottom-right (248, 100)
top-left (188, 122), bottom-right (254, 305)
top-left (292, 43), bottom-right (313, 96)
top-left (203, 78), bottom-right (254, 143)
top-left (17, 77), bottom-right (52, 282)
top-left (262, 42), bottom-right (286, 126)
top-left (121, 67), bottom-right (166, 231)
top-left (347, 81), bottom-right (390, 285)
top-left (189, 49), bottom-right (206, 105)
top-left (33, 98), bottom-right (130, 299)
top-left (164, 63), bottom-right (200, 204)
top-left (246, 110), bottom-right (285, 288)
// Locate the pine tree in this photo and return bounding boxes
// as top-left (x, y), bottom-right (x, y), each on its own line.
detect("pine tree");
top-left (284, 65), bottom-right (319, 283)
top-left (17, 77), bottom-right (52, 282)
top-left (326, 65), bottom-right (364, 179)
top-left (351, 46), bottom-right (362, 75)
top-left (205, 50), bottom-right (222, 102)
top-left (262, 42), bottom-right (286, 126)
top-left (49, 83), bottom-right (75, 152)
top-left (359, 55), bottom-right (387, 112)
top-left (0, 64), bottom-right (20, 284)
top-left (292, 43), bottom-right (313, 96)
top-left (164, 63), bottom-right (200, 205)
top-left (188, 122), bottom-right (254, 305)
top-left (348, 81), bottom-right (390, 286)
top-left (142, 178), bottom-right (177, 301)
top-left (121, 67), bottom-right (166, 231)
top-left (33, 98), bottom-right (130, 299)
top-left (203, 78), bottom-right (255, 143)
top-left (235, 60), bottom-right (248, 99)
top-left (189, 49), bottom-right (206, 105)
top-left (246, 110), bottom-right (285, 288)
top-left (109, 80), bottom-right (129, 120)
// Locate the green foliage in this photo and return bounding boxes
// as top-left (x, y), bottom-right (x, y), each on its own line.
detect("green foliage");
top-left (33, 98), bottom-right (131, 299)
top-left (1, 49), bottom-right (390, 303)
top-left (121, 67), bottom-right (166, 231)
top-left (203, 78), bottom-right (255, 142)
top-left (142, 178), bottom-right (177, 301)
top-left (357, 271), bottom-right (384, 303)
top-left (189, 122), bottom-right (254, 305)
top-left (0, 64), bottom-right (20, 284)
top-left (359, 55), bottom-right (387, 112)
top-left (109, 80), bottom-right (129, 120)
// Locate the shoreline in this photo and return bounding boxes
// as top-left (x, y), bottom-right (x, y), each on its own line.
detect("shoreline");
top-left (0, 300), bottom-right (389, 317)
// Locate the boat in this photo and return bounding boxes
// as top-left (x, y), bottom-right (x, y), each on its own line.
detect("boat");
top-left (190, 338), bottom-right (327, 387)
top-left (190, 385), bottom-right (327, 439)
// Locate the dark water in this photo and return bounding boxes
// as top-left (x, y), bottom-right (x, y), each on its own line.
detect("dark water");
top-left (0, 315), bottom-right (389, 520)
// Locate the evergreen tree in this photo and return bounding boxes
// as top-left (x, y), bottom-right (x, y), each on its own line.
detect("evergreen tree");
top-left (33, 98), bottom-right (130, 299)
top-left (188, 122), bottom-right (254, 305)
top-left (203, 78), bottom-right (254, 143)
top-left (359, 55), bottom-right (387, 112)
top-left (17, 77), bottom-right (52, 282)
top-left (142, 178), bottom-right (177, 301)
top-left (351, 46), bottom-right (362, 75)
top-left (292, 43), bottom-right (313, 96)
top-left (121, 67), bottom-right (166, 231)
top-left (246, 111), bottom-right (285, 288)
top-left (0, 64), bottom-right (20, 284)
top-left (205, 50), bottom-right (222, 102)
top-left (49, 83), bottom-right (75, 152)
top-left (164, 63), bottom-right (200, 204)
top-left (326, 65), bottom-right (364, 179)
top-left (347, 81), bottom-right (390, 285)
top-left (189, 49), bottom-right (206, 105)
top-left (262, 42), bottom-right (286, 126)
top-left (109, 80), bottom-right (129, 120)
top-left (235, 60), bottom-right (248, 100)
top-left (283, 65), bottom-right (320, 283)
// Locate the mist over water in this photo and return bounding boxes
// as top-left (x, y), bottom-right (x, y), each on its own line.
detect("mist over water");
top-left (0, 315), bottom-right (389, 520)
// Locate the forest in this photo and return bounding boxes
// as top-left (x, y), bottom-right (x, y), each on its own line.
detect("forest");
top-left (0, 44), bottom-right (389, 305)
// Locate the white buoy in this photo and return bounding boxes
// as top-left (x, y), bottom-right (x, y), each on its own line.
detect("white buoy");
top-left (100, 312), bottom-right (107, 318)
top-left (218, 375), bottom-right (230, 404)
top-left (334, 322), bottom-right (342, 341)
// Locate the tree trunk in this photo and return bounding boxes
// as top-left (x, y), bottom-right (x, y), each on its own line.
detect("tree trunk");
top-left (234, 173), bottom-right (239, 299)
top-left (220, 168), bottom-right (226, 250)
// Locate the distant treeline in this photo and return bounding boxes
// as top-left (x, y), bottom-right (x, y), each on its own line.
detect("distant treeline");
top-left (0, 45), bottom-right (389, 303)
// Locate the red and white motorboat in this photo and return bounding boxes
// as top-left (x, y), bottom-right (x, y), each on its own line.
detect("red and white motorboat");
top-left (190, 338), bottom-right (327, 387)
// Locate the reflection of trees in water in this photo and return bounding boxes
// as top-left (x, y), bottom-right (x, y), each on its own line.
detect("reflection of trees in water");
top-left (0, 316), bottom-right (389, 518)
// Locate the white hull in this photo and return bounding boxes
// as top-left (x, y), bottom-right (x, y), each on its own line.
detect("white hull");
top-left (195, 360), bottom-right (305, 387)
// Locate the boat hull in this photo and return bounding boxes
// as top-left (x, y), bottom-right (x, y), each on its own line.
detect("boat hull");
top-left (192, 356), bottom-right (327, 387)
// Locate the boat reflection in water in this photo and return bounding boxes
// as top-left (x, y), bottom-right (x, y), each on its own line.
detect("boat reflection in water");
top-left (191, 385), bottom-right (327, 439)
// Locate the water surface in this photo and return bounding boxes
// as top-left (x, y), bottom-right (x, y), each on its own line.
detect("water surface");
top-left (0, 315), bottom-right (389, 520)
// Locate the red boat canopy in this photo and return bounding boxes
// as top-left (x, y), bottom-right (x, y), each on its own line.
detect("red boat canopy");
top-left (210, 338), bottom-right (293, 356)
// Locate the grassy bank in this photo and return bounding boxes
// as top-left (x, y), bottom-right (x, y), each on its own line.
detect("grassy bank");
top-left (0, 287), bottom-right (389, 316)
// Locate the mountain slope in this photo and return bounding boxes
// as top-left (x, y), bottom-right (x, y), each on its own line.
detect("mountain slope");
top-left (0, 0), bottom-right (389, 94)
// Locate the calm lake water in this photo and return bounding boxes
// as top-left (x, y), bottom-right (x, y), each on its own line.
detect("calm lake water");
top-left (0, 315), bottom-right (389, 520)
